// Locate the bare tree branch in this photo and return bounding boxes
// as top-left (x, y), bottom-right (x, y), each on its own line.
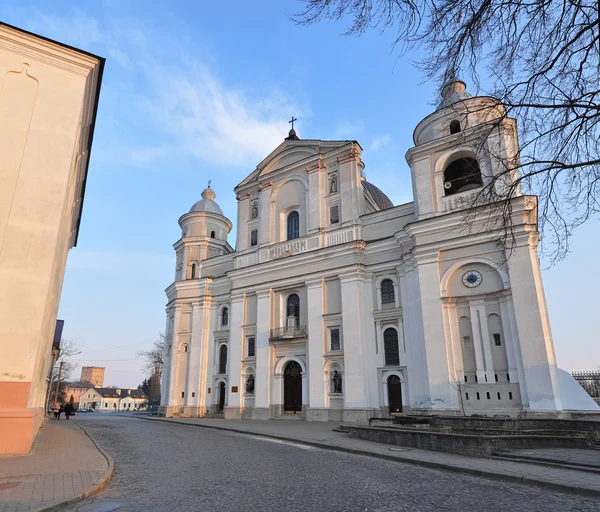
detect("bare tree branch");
top-left (294, 0), bottom-right (600, 262)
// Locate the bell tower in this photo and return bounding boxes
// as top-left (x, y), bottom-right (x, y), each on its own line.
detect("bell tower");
top-left (405, 78), bottom-right (521, 220)
top-left (174, 183), bottom-right (232, 282)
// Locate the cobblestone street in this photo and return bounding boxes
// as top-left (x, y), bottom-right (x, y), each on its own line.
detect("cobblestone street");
top-left (65, 415), bottom-right (599, 512)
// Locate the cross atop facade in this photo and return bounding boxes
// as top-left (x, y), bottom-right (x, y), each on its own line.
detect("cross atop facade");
top-left (208, 180), bottom-right (211, 187)
top-left (289, 116), bottom-right (297, 130)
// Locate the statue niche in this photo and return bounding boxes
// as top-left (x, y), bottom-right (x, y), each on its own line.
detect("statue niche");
top-left (246, 374), bottom-right (255, 394)
top-left (332, 370), bottom-right (342, 393)
top-left (329, 174), bottom-right (338, 194)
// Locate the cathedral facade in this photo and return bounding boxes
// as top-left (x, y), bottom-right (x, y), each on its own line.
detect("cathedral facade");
top-left (160, 80), bottom-right (567, 422)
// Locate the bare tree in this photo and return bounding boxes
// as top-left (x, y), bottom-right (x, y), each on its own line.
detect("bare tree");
top-left (294, 1), bottom-right (600, 262)
top-left (48, 339), bottom-right (81, 406)
top-left (137, 334), bottom-right (165, 404)
top-left (137, 334), bottom-right (165, 376)
top-left (52, 338), bottom-right (80, 382)
top-left (446, 376), bottom-right (476, 416)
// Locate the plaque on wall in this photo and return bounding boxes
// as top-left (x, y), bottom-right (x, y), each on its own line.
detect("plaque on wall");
top-left (207, 387), bottom-right (211, 394)
top-left (232, 386), bottom-right (239, 393)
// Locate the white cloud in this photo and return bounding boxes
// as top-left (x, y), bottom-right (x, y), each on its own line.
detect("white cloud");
top-left (22, 10), bottom-right (131, 67)
top-left (138, 63), bottom-right (305, 167)
top-left (20, 10), bottom-right (307, 169)
top-left (370, 134), bottom-right (391, 151)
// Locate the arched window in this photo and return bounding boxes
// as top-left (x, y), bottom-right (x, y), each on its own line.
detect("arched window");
top-left (381, 279), bottom-right (395, 305)
top-left (287, 293), bottom-right (300, 320)
top-left (191, 264), bottom-right (196, 279)
top-left (443, 157), bottom-right (482, 196)
top-left (183, 344), bottom-right (189, 353)
top-left (383, 328), bottom-right (400, 366)
top-left (218, 344), bottom-right (227, 374)
top-left (287, 211), bottom-right (300, 240)
top-left (210, 230), bottom-right (215, 238)
top-left (221, 307), bottom-right (229, 327)
top-left (449, 120), bottom-right (461, 134)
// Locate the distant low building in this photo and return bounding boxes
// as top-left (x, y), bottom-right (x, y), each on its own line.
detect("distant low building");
top-left (61, 382), bottom-right (93, 407)
top-left (79, 387), bottom-right (148, 412)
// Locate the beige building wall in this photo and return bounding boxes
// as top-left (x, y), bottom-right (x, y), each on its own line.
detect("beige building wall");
top-left (80, 366), bottom-right (105, 387)
top-left (0, 23), bottom-right (103, 454)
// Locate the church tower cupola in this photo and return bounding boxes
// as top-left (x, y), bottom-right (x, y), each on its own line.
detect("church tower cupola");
top-left (174, 181), bottom-right (232, 282)
top-left (407, 78), bottom-right (521, 220)
top-left (437, 76), bottom-right (473, 110)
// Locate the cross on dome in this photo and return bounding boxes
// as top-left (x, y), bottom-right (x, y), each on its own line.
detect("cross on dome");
top-left (285, 116), bottom-right (300, 141)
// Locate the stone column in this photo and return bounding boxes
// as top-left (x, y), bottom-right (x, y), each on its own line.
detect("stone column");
top-left (185, 301), bottom-right (202, 412)
top-left (340, 270), bottom-right (375, 422)
top-left (413, 254), bottom-right (455, 409)
top-left (307, 159), bottom-right (325, 233)
top-left (252, 289), bottom-right (271, 419)
top-left (200, 302), bottom-right (218, 413)
top-left (224, 295), bottom-right (244, 419)
top-left (469, 299), bottom-right (495, 383)
top-left (508, 234), bottom-right (562, 410)
top-left (236, 196), bottom-right (250, 250)
top-left (306, 277), bottom-right (326, 421)
top-left (166, 304), bottom-right (182, 416)
top-left (498, 295), bottom-right (521, 385)
top-left (397, 261), bottom-right (428, 410)
top-left (258, 184), bottom-right (272, 246)
top-left (442, 299), bottom-right (462, 378)
top-left (160, 309), bottom-right (172, 409)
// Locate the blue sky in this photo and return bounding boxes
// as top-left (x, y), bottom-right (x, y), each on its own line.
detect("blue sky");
top-left (2, 1), bottom-right (598, 387)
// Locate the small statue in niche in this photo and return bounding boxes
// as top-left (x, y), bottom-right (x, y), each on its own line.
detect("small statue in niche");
top-left (330, 175), bottom-right (338, 194)
top-left (251, 201), bottom-right (258, 219)
top-left (246, 374), bottom-right (255, 394)
top-left (332, 370), bottom-right (342, 393)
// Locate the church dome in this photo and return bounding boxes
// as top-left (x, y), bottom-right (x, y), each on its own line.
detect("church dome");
top-left (189, 183), bottom-right (224, 215)
top-left (436, 78), bottom-right (473, 110)
top-left (362, 180), bottom-right (394, 210)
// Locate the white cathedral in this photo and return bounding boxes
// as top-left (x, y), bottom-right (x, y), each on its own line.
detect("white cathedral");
top-left (160, 79), bottom-right (598, 422)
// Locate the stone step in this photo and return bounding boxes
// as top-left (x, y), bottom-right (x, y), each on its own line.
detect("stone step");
top-left (491, 453), bottom-right (600, 475)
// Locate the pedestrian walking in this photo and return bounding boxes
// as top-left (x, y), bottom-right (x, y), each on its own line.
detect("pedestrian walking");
top-left (52, 402), bottom-right (59, 419)
top-left (57, 404), bottom-right (63, 420)
top-left (64, 402), bottom-right (74, 420)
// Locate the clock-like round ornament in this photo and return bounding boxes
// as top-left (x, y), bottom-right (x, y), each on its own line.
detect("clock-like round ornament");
top-left (462, 270), bottom-right (483, 288)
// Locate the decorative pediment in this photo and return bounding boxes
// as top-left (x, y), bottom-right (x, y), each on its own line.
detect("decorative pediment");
top-left (236, 139), bottom-right (354, 190)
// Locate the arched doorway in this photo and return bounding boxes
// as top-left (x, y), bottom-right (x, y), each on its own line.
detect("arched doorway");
top-left (387, 375), bottom-right (403, 414)
top-left (218, 382), bottom-right (226, 413)
top-left (283, 361), bottom-right (302, 414)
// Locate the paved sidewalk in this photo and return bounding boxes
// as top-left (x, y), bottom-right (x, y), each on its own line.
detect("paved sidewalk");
top-left (141, 416), bottom-right (600, 497)
top-left (0, 417), bottom-right (113, 512)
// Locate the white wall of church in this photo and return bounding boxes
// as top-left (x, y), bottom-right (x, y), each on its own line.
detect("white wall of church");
top-left (160, 82), bottom-right (581, 422)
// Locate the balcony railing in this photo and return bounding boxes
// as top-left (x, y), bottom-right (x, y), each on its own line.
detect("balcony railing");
top-left (269, 325), bottom-right (307, 341)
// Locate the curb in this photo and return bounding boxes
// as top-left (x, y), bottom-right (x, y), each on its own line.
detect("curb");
top-left (38, 420), bottom-right (115, 512)
top-left (139, 416), bottom-right (600, 499)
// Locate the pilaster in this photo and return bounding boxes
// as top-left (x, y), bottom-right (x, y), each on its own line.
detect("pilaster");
top-left (258, 182), bottom-right (272, 246)
top-left (224, 295), bottom-right (244, 419)
top-left (253, 288), bottom-right (271, 419)
top-left (499, 295), bottom-right (520, 384)
top-left (306, 278), bottom-right (325, 414)
top-left (307, 157), bottom-right (325, 233)
top-left (508, 235), bottom-right (561, 410)
top-left (168, 305), bottom-right (182, 407)
top-left (470, 299), bottom-right (495, 383)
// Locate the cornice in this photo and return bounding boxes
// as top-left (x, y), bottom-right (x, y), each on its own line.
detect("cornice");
top-left (0, 24), bottom-right (103, 76)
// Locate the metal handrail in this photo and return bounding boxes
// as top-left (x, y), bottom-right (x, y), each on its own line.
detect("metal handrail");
top-left (269, 325), bottom-right (307, 340)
